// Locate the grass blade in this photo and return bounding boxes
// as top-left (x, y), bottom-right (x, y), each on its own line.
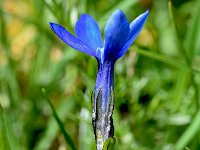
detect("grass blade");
top-left (42, 89), bottom-right (77, 150)
top-left (185, 0), bottom-right (200, 58)
top-left (41, 0), bottom-right (62, 23)
top-left (132, 47), bottom-right (187, 70)
top-left (175, 108), bottom-right (200, 150)
top-left (0, 104), bottom-right (18, 150)
top-left (0, 104), bottom-right (10, 150)
top-left (168, 1), bottom-right (190, 64)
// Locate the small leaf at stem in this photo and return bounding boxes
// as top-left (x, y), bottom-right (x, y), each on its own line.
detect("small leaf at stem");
top-left (103, 137), bottom-right (116, 150)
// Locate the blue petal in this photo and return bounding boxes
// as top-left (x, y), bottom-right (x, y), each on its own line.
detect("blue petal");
top-left (75, 14), bottom-right (103, 51)
top-left (104, 10), bottom-right (130, 62)
top-left (50, 22), bottom-right (96, 57)
top-left (117, 10), bottom-right (149, 59)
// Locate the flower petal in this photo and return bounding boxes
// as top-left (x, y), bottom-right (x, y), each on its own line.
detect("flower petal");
top-left (50, 22), bottom-right (96, 57)
top-left (117, 10), bottom-right (149, 59)
top-left (75, 14), bottom-right (103, 51)
top-left (104, 10), bottom-right (130, 61)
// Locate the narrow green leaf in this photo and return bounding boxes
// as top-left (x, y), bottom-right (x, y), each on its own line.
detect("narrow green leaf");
top-left (185, 0), bottom-right (200, 58)
top-left (133, 48), bottom-right (187, 70)
top-left (0, 5), bottom-right (20, 106)
top-left (168, 1), bottom-right (200, 109)
top-left (175, 109), bottom-right (200, 150)
top-left (0, 104), bottom-right (11, 150)
top-left (0, 4), bottom-right (9, 51)
top-left (168, 0), bottom-right (190, 64)
top-left (35, 96), bottom-right (76, 150)
top-left (41, 0), bottom-right (62, 23)
top-left (42, 89), bottom-right (77, 150)
top-left (173, 70), bottom-right (189, 110)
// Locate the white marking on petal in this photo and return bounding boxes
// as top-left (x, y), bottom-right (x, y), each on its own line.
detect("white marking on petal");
top-left (96, 47), bottom-right (104, 64)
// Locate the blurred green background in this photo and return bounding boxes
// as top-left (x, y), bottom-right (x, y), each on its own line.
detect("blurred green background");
top-left (0, 0), bottom-right (200, 149)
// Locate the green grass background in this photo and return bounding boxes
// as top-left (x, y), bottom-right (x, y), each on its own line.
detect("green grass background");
top-left (0, 0), bottom-right (200, 149)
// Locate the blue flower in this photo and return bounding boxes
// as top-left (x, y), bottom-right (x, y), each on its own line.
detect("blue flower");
top-left (50, 9), bottom-right (148, 148)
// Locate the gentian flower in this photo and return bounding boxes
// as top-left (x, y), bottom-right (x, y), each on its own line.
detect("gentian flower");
top-left (50, 9), bottom-right (148, 150)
